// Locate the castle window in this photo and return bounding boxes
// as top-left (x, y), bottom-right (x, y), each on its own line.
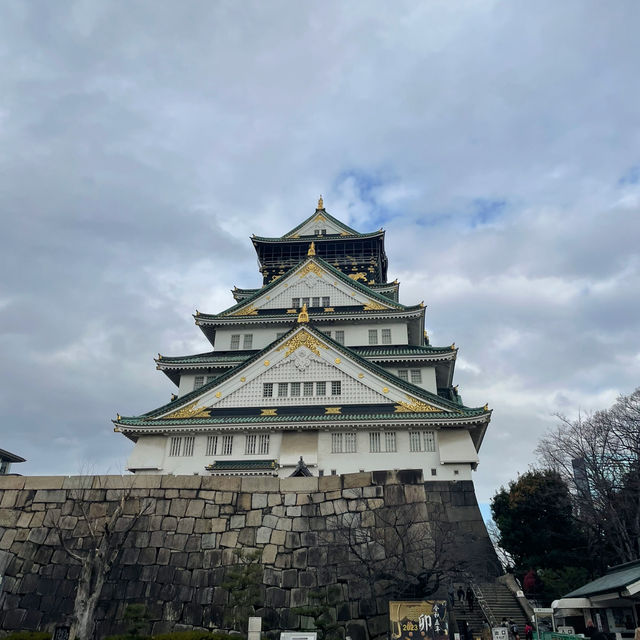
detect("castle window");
top-left (230, 334), bottom-right (240, 350)
top-left (322, 296), bottom-right (330, 306)
top-left (302, 297), bottom-right (310, 307)
top-left (278, 383), bottom-right (288, 397)
top-left (169, 437), bottom-right (182, 457)
top-left (369, 432), bottom-right (381, 453)
top-left (290, 382), bottom-right (301, 397)
top-left (245, 434), bottom-right (257, 455)
top-left (381, 328), bottom-right (392, 344)
top-left (312, 297), bottom-right (320, 307)
top-left (431, 468), bottom-right (437, 476)
top-left (221, 435), bottom-right (233, 456)
top-left (206, 436), bottom-right (218, 456)
top-left (409, 431), bottom-right (422, 452)
top-left (194, 375), bottom-right (205, 389)
top-left (243, 334), bottom-right (253, 349)
top-left (258, 434), bottom-right (270, 455)
top-left (398, 370), bottom-right (409, 381)
top-left (322, 330), bottom-right (331, 338)
top-left (206, 375), bottom-right (216, 384)
top-left (345, 432), bottom-right (357, 453)
top-left (303, 382), bottom-right (314, 396)
top-left (331, 381), bottom-right (342, 396)
top-left (331, 433), bottom-right (343, 453)
top-left (334, 330), bottom-right (344, 345)
top-left (423, 431), bottom-right (436, 452)
top-left (410, 369), bottom-right (422, 384)
top-left (183, 436), bottom-right (195, 457)
top-left (316, 381), bottom-right (326, 396)
top-left (385, 431), bottom-right (397, 452)
top-left (292, 298), bottom-right (300, 308)
top-left (368, 329), bottom-right (378, 345)
top-left (263, 383), bottom-right (273, 398)
top-left (409, 430), bottom-right (436, 452)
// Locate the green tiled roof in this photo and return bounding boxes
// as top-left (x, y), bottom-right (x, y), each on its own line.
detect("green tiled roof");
top-left (197, 256), bottom-right (414, 319)
top-left (118, 408), bottom-right (488, 428)
top-left (117, 325), bottom-right (483, 425)
top-left (205, 459), bottom-right (278, 470)
top-left (157, 344), bottom-right (455, 366)
top-left (564, 560), bottom-right (640, 598)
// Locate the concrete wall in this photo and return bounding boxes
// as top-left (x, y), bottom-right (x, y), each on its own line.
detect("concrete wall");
top-left (0, 471), bottom-right (500, 638)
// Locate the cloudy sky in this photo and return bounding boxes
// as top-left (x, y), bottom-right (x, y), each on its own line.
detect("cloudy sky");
top-left (2, 1), bottom-right (640, 511)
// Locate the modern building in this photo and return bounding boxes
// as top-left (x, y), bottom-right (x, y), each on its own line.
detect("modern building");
top-left (114, 199), bottom-right (492, 478)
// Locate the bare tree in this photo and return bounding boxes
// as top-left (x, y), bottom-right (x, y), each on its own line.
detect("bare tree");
top-left (536, 388), bottom-right (640, 565)
top-left (48, 479), bottom-right (152, 640)
top-left (329, 500), bottom-right (460, 603)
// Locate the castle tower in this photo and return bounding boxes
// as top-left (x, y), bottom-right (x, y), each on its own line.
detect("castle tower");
top-left (114, 200), bottom-right (491, 479)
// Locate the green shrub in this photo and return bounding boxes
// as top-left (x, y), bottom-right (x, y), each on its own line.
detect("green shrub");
top-left (2, 633), bottom-right (51, 640)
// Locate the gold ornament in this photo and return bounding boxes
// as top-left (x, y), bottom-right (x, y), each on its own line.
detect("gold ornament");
top-left (297, 303), bottom-right (309, 323)
top-left (277, 329), bottom-right (327, 357)
top-left (164, 401), bottom-right (211, 419)
top-left (394, 396), bottom-right (441, 413)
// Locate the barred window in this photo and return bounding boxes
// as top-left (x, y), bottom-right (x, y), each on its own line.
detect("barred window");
top-left (411, 369), bottom-right (422, 384)
top-left (258, 434), bottom-right (270, 455)
top-left (183, 436), bottom-right (195, 457)
top-left (292, 298), bottom-right (300, 308)
top-left (385, 431), bottom-right (397, 452)
top-left (322, 330), bottom-right (331, 338)
top-left (381, 328), bottom-right (392, 344)
top-left (345, 432), bottom-right (357, 453)
top-left (368, 329), bottom-right (378, 345)
top-left (334, 330), bottom-right (344, 345)
top-left (243, 334), bottom-right (253, 349)
top-left (322, 296), bottom-right (330, 306)
top-left (221, 435), bottom-right (233, 456)
top-left (278, 383), bottom-right (288, 397)
top-left (290, 382), bottom-right (301, 397)
top-left (194, 375), bottom-right (205, 389)
top-left (263, 383), bottom-right (273, 398)
top-left (312, 297), bottom-right (320, 307)
top-left (369, 432), bottom-right (381, 453)
top-left (398, 369), bottom-right (409, 381)
top-left (409, 431), bottom-right (422, 452)
top-left (303, 382), bottom-right (314, 396)
top-left (316, 381), bottom-right (326, 396)
top-left (423, 431), bottom-right (436, 452)
top-left (245, 434), bottom-right (257, 455)
top-left (331, 433), bottom-right (343, 453)
top-left (230, 334), bottom-right (240, 350)
top-left (331, 381), bottom-right (341, 396)
top-left (302, 297), bottom-right (310, 307)
top-left (169, 437), bottom-right (182, 457)
top-left (206, 435), bottom-right (218, 456)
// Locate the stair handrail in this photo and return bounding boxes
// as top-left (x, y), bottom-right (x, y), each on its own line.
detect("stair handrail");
top-left (470, 580), bottom-right (498, 629)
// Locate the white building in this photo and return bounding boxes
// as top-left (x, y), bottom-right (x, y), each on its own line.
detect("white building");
top-left (115, 200), bottom-right (491, 479)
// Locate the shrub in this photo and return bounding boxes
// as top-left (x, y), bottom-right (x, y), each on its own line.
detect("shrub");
top-left (2, 633), bottom-right (52, 640)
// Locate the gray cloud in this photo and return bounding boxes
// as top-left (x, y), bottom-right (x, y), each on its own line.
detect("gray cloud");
top-left (1, 1), bottom-right (639, 505)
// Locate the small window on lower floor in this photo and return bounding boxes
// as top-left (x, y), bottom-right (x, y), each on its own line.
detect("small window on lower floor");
top-left (194, 376), bottom-right (205, 389)
top-left (303, 382), bottom-right (314, 396)
top-left (331, 381), bottom-right (341, 396)
top-left (245, 434), bottom-right (257, 455)
top-left (431, 468), bottom-right (437, 476)
top-left (334, 330), bottom-right (344, 345)
top-left (381, 328), bottom-right (392, 344)
top-left (410, 369), bottom-right (422, 384)
top-left (398, 369), bottom-right (409, 381)
top-left (258, 433), bottom-right (270, 455)
top-left (291, 382), bottom-right (301, 397)
top-left (263, 383), bottom-right (273, 398)
top-left (331, 469), bottom-right (337, 476)
top-left (316, 381), bottom-right (326, 396)
top-left (369, 432), bottom-right (381, 453)
top-left (206, 435), bottom-right (218, 456)
top-left (319, 469), bottom-right (324, 477)
top-left (221, 435), bottom-right (233, 456)
top-left (169, 437), bottom-right (182, 457)
top-left (183, 436), bottom-right (195, 457)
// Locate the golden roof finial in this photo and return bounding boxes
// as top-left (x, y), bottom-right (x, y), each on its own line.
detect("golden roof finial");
top-left (317, 195), bottom-right (324, 210)
top-left (297, 303), bottom-right (309, 323)
top-left (308, 241), bottom-right (316, 256)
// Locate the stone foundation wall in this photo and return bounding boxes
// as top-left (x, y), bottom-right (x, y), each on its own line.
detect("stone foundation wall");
top-left (0, 470), bottom-right (500, 638)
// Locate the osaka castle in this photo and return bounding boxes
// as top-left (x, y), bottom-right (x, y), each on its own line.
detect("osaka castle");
top-left (114, 199), bottom-right (491, 478)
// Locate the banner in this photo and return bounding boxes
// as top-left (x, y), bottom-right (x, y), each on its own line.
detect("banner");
top-left (389, 600), bottom-right (449, 640)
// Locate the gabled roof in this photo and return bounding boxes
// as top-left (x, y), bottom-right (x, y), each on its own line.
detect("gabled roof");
top-left (197, 255), bottom-right (412, 320)
top-left (564, 559), bottom-right (640, 598)
top-left (116, 324), bottom-right (487, 426)
top-left (283, 207), bottom-right (361, 238)
top-left (0, 448), bottom-right (26, 463)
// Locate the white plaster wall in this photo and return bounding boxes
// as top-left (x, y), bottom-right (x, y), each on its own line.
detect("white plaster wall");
top-left (127, 429), bottom-right (473, 480)
top-left (375, 364), bottom-right (438, 394)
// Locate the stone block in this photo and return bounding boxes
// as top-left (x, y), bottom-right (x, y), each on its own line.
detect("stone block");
top-left (0, 490), bottom-right (17, 508)
top-left (204, 503), bottom-right (220, 518)
top-left (176, 517), bottom-right (195, 534)
top-left (268, 493), bottom-right (282, 506)
top-left (220, 530), bottom-right (239, 548)
top-left (286, 505), bottom-right (302, 517)
top-left (290, 587), bottom-right (309, 607)
top-left (307, 545), bottom-right (326, 566)
top-left (210, 518), bottom-right (227, 533)
top-left (333, 498), bottom-right (348, 514)
top-left (292, 548), bottom-right (308, 568)
top-left (237, 527), bottom-right (255, 546)
top-left (24, 476), bottom-right (65, 490)
top-left (160, 475), bottom-right (202, 489)
top-left (292, 517), bottom-right (309, 532)
top-left (242, 476), bottom-right (279, 493)
top-left (296, 493), bottom-right (310, 505)
top-left (0, 509), bottom-right (19, 527)
top-left (15, 512), bottom-right (32, 529)
top-left (215, 491), bottom-right (234, 505)
top-left (285, 531), bottom-right (300, 548)
top-left (185, 499), bottom-right (205, 517)
top-left (230, 514), bottom-right (246, 529)
top-left (0, 529), bottom-right (17, 550)
top-left (252, 493), bottom-right (268, 509)
top-left (161, 516), bottom-right (178, 531)
top-left (274, 552), bottom-right (292, 568)
top-left (276, 516), bottom-right (292, 531)
top-left (300, 531), bottom-right (318, 547)
top-left (342, 472), bottom-right (371, 489)
top-left (262, 543), bottom-right (277, 564)
top-left (169, 498), bottom-right (188, 517)
top-left (270, 529), bottom-right (286, 545)
top-left (237, 493), bottom-right (252, 510)
top-left (299, 570), bottom-right (316, 588)
top-left (265, 586), bottom-right (288, 608)
top-left (256, 526), bottom-right (272, 544)
top-left (202, 533), bottom-right (218, 549)
top-left (139, 547), bottom-right (157, 565)
top-left (319, 500), bottom-right (335, 516)
top-left (280, 476), bottom-right (319, 492)
top-left (318, 475), bottom-right (342, 492)
top-left (284, 493), bottom-right (296, 506)
top-left (0, 476), bottom-right (26, 490)
top-left (201, 476), bottom-right (241, 491)
top-left (246, 510), bottom-right (262, 526)
top-left (33, 489), bottom-right (66, 503)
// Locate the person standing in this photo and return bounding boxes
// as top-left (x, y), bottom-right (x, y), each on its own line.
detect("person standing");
top-left (466, 587), bottom-right (475, 611)
top-left (458, 586), bottom-right (466, 602)
top-left (449, 584), bottom-right (456, 608)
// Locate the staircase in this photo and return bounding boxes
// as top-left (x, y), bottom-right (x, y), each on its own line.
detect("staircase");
top-left (476, 582), bottom-right (529, 630)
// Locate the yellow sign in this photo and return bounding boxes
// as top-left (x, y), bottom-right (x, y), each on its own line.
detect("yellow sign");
top-left (389, 600), bottom-right (449, 640)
